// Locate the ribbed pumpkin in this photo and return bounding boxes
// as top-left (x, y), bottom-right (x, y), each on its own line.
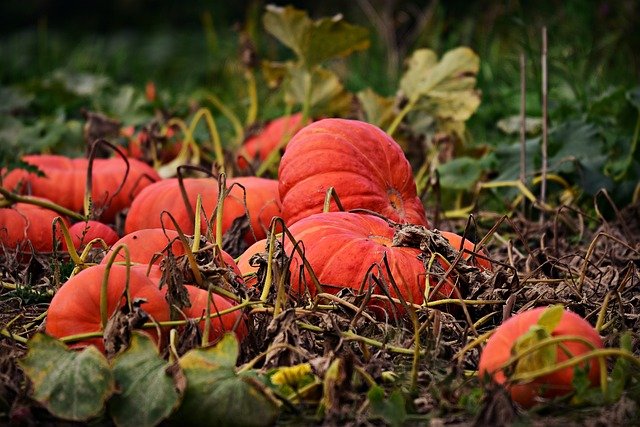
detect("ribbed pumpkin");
top-left (478, 307), bottom-right (603, 408)
top-left (181, 285), bottom-right (248, 344)
top-left (284, 212), bottom-right (450, 311)
top-left (237, 113), bottom-right (306, 168)
top-left (45, 264), bottom-right (171, 352)
top-left (124, 176), bottom-right (281, 244)
top-left (0, 202), bottom-right (68, 254)
top-left (2, 154), bottom-right (161, 222)
top-left (102, 228), bottom-right (241, 276)
top-left (278, 118), bottom-right (428, 226)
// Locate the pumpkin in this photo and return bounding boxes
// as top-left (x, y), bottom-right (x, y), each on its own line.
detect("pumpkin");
top-left (478, 307), bottom-right (603, 408)
top-left (181, 285), bottom-right (248, 344)
top-left (0, 201), bottom-right (68, 255)
top-left (236, 238), bottom-right (268, 288)
top-left (440, 231), bottom-right (492, 271)
top-left (102, 228), bottom-right (242, 276)
top-left (237, 113), bottom-right (307, 169)
top-left (124, 176), bottom-right (281, 244)
top-left (278, 118), bottom-right (428, 226)
top-left (45, 264), bottom-right (171, 352)
top-left (66, 220), bottom-right (119, 251)
top-left (2, 154), bottom-right (161, 222)
top-left (284, 212), bottom-right (451, 313)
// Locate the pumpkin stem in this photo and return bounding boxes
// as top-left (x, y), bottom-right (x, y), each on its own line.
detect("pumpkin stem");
top-left (244, 69), bottom-right (258, 127)
top-left (160, 210), bottom-right (204, 287)
top-left (322, 187), bottom-right (345, 213)
top-left (52, 217), bottom-right (83, 267)
top-left (101, 243), bottom-right (132, 329)
top-left (255, 106), bottom-right (295, 177)
top-left (86, 139), bottom-right (131, 220)
top-left (159, 117), bottom-right (201, 178)
top-left (205, 93), bottom-right (245, 148)
top-left (0, 187), bottom-right (85, 221)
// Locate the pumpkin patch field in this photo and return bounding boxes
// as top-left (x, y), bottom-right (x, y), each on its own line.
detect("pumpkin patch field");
top-left (1, 3), bottom-right (639, 426)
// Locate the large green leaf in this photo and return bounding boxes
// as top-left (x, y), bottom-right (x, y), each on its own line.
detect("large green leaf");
top-left (437, 156), bottom-right (485, 190)
top-left (108, 333), bottom-right (181, 427)
top-left (19, 333), bottom-right (115, 422)
top-left (263, 5), bottom-right (369, 68)
top-left (174, 334), bottom-right (279, 427)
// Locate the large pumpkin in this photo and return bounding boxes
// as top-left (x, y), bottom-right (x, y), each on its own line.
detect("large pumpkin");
top-left (2, 154), bottom-right (161, 222)
top-left (284, 212), bottom-right (450, 312)
top-left (278, 118), bottom-right (427, 226)
top-left (124, 176), bottom-right (281, 244)
top-left (478, 307), bottom-right (603, 408)
top-left (0, 202), bottom-right (68, 254)
top-left (45, 264), bottom-right (171, 352)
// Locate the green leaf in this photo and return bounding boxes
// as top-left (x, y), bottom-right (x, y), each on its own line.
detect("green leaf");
top-left (437, 156), bottom-right (484, 190)
top-left (537, 305), bottom-right (564, 334)
top-left (19, 333), bottom-right (115, 422)
top-left (303, 16), bottom-right (369, 68)
top-left (174, 334), bottom-right (279, 427)
top-left (263, 5), bottom-right (369, 68)
top-left (263, 5), bottom-right (311, 60)
top-left (108, 333), bottom-right (181, 427)
top-left (367, 385), bottom-right (407, 427)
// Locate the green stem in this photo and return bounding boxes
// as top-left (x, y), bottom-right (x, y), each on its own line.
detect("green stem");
top-left (206, 94), bottom-right (245, 147)
top-left (301, 71), bottom-right (313, 125)
top-left (244, 70), bottom-right (258, 126)
top-left (386, 97), bottom-right (417, 137)
top-left (101, 244), bottom-right (132, 329)
top-left (0, 187), bottom-right (85, 221)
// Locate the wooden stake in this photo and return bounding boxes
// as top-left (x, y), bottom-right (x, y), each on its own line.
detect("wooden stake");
top-left (540, 27), bottom-right (548, 222)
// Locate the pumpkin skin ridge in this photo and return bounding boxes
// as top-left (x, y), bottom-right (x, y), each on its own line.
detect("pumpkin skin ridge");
top-left (278, 119), bottom-right (427, 226)
top-left (313, 120), bottom-right (416, 195)
top-left (285, 212), bottom-right (429, 307)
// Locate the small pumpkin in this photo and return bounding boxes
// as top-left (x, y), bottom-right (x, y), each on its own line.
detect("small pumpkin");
top-left (440, 231), bottom-right (492, 271)
top-left (478, 306), bottom-right (603, 408)
top-left (45, 264), bottom-right (171, 352)
top-left (66, 220), bottom-right (119, 251)
top-left (278, 118), bottom-right (428, 226)
top-left (237, 113), bottom-right (307, 169)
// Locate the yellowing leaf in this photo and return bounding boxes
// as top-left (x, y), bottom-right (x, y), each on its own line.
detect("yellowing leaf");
top-left (286, 66), bottom-right (352, 116)
top-left (397, 47), bottom-right (481, 136)
top-left (512, 325), bottom-right (557, 377)
top-left (19, 333), bottom-right (115, 422)
top-left (357, 88), bottom-right (395, 128)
